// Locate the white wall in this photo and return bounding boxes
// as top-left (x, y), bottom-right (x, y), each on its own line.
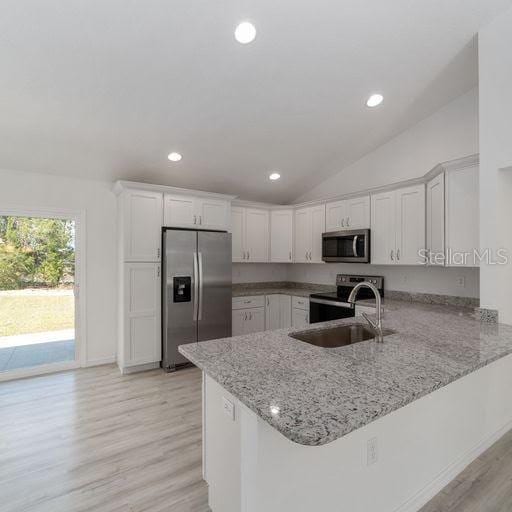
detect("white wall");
top-left (287, 264), bottom-right (479, 298)
top-left (0, 168), bottom-right (117, 365)
top-left (479, 6), bottom-right (512, 323)
top-left (295, 88), bottom-right (479, 203)
top-left (232, 264), bottom-right (287, 284)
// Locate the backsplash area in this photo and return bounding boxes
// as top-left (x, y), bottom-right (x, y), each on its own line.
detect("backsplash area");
top-left (233, 263), bottom-right (479, 298)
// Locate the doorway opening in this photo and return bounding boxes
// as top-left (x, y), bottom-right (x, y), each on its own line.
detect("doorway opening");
top-left (0, 215), bottom-right (78, 374)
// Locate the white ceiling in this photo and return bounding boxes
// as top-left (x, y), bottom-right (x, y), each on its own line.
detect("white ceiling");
top-left (0, 0), bottom-right (510, 203)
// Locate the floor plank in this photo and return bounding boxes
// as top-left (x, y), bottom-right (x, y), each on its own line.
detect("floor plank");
top-left (0, 365), bottom-right (209, 512)
top-left (1, 364), bottom-right (511, 512)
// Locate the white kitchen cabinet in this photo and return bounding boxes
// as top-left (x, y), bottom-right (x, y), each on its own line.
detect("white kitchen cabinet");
top-left (370, 190), bottom-right (396, 264)
top-left (122, 190), bottom-right (163, 262)
top-left (265, 295), bottom-right (281, 330)
top-left (265, 294), bottom-right (292, 330)
top-left (395, 185), bottom-right (426, 265)
top-left (325, 196), bottom-right (370, 231)
top-left (164, 193), bottom-right (230, 231)
top-left (371, 185), bottom-right (425, 265)
top-left (231, 207), bottom-right (269, 262)
top-left (294, 205), bottom-right (325, 263)
top-left (426, 173), bottom-right (445, 265)
top-left (121, 262), bottom-right (161, 368)
top-left (445, 165), bottom-right (479, 267)
top-left (232, 307), bottom-right (265, 335)
top-left (270, 210), bottom-right (294, 262)
top-left (292, 308), bottom-right (309, 328)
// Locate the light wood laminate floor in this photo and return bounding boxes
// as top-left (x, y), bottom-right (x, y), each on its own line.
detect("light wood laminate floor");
top-left (1, 365), bottom-right (511, 512)
top-left (0, 365), bottom-right (208, 512)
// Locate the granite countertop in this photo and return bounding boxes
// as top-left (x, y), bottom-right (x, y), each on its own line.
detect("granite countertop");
top-left (232, 282), bottom-right (336, 298)
top-left (179, 299), bottom-right (512, 447)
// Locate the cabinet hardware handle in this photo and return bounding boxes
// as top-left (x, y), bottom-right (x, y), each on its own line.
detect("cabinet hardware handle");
top-left (397, 249), bottom-right (400, 261)
top-left (249, 312), bottom-right (253, 321)
top-left (247, 251), bottom-right (250, 260)
top-left (199, 215), bottom-right (202, 225)
top-left (346, 217), bottom-right (350, 227)
top-left (157, 266), bottom-right (160, 277)
top-left (244, 312), bottom-right (247, 321)
top-left (390, 249), bottom-right (394, 261)
top-left (289, 251), bottom-right (292, 260)
top-left (157, 248), bottom-right (160, 259)
top-left (267, 297), bottom-right (269, 306)
top-left (244, 300), bottom-right (251, 304)
top-left (193, 215), bottom-right (197, 225)
top-left (341, 218), bottom-right (345, 227)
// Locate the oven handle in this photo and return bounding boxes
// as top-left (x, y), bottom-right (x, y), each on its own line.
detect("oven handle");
top-left (310, 298), bottom-right (353, 308)
top-left (353, 235), bottom-right (358, 258)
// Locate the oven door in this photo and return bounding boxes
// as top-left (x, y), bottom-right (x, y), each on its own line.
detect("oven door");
top-left (309, 298), bottom-right (355, 324)
top-left (322, 229), bottom-right (370, 263)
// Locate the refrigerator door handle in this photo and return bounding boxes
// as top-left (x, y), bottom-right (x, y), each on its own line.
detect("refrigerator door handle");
top-left (193, 252), bottom-right (199, 321)
top-left (198, 252), bottom-right (204, 321)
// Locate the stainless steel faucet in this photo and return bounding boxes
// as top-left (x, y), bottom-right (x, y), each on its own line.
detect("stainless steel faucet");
top-left (347, 281), bottom-right (384, 342)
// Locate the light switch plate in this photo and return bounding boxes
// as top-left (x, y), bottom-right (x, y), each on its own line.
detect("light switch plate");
top-left (222, 396), bottom-right (235, 421)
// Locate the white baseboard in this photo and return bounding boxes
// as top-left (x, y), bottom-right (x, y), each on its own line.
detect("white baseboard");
top-left (84, 356), bottom-right (116, 368)
top-left (120, 361), bottom-right (161, 374)
top-left (395, 417), bottom-right (512, 512)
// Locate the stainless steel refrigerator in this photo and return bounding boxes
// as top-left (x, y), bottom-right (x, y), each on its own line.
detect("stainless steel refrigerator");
top-left (162, 228), bottom-right (232, 371)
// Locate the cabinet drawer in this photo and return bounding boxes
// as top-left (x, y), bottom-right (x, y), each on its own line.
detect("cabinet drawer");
top-left (232, 296), bottom-right (265, 310)
top-left (292, 296), bottom-right (309, 310)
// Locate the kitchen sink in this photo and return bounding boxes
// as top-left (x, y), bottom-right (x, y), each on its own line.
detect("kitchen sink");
top-left (289, 323), bottom-right (394, 348)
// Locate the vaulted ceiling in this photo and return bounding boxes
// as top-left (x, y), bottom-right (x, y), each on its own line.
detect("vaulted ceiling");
top-left (1, 0), bottom-right (510, 202)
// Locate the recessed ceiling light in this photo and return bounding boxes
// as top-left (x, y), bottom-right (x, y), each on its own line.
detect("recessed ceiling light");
top-left (167, 152), bottom-right (182, 162)
top-left (235, 22), bottom-right (257, 44)
top-left (366, 94), bottom-right (384, 108)
top-left (269, 172), bottom-right (281, 181)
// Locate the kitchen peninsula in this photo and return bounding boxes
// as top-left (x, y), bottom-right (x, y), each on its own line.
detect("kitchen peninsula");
top-left (180, 300), bottom-right (512, 512)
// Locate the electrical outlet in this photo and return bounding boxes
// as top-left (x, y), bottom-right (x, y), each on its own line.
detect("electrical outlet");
top-left (222, 397), bottom-right (235, 421)
top-left (456, 276), bottom-right (466, 288)
top-left (367, 437), bottom-right (379, 466)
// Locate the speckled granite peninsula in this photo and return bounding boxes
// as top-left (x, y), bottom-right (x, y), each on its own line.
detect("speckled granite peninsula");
top-left (179, 299), bottom-right (512, 446)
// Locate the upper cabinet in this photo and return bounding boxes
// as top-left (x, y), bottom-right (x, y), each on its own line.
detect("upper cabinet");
top-left (294, 205), bottom-right (325, 263)
top-left (426, 173), bottom-right (445, 266)
top-left (121, 190), bottom-right (163, 262)
top-left (164, 194), bottom-right (230, 231)
top-left (426, 165), bottom-right (479, 267)
top-left (445, 164), bottom-right (479, 267)
top-left (270, 210), bottom-right (294, 262)
top-left (325, 196), bottom-right (370, 232)
top-left (231, 207), bottom-right (269, 262)
top-left (371, 185), bottom-right (425, 265)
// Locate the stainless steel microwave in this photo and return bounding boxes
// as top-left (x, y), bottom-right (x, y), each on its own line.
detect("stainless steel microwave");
top-left (322, 229), bottom-right (370, 263)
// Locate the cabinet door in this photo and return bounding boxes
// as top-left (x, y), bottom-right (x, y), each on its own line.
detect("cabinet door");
top-left (245, 307), bottom-right (265, 334)
top-left (231, 207), bottom-right (245, 263)
top-left (445, 165), bottom-right (479, 267)
top-left (345, 196), bottom-right (370, 229)
top-left (292, 308), bottom-right (309, 328)
top-left (294, 208), bottom-right (312, 263)
top-left (123, 190), bottom-right (163, 262)
top-left (245, 208), bottom-right (269, 262)
top-left (232, 309), bottom-right (246, 336)
top-left (371, 191), bottom-right (396, 264)
top-left (426, 174), bottom-right (445, 266)
top-left (270, 210), bottom-right (293, 262)
top-left (163, 194), bottom-right (197, 228)
top-left (310, 205), bottom-right (326, 263)
top-left (265, 295), bottom-right (281, 330)
top-left (279, 295), bottom-right (292, 328)
top-left (325, 200), bottom-right (345, 231)
top-left (198, 198), bottom-right (230, 231)
top-left (123, 263), bottom-right (161, 366)
top-left (396, 185), bottom-right (425, 265)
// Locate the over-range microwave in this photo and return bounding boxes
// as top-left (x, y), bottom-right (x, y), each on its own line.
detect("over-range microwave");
top-left (322, 229), bottom-right (370, 263)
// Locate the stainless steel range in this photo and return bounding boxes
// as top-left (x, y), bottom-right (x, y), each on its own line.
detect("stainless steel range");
top-left (309, 274), bottom-right (384, 324)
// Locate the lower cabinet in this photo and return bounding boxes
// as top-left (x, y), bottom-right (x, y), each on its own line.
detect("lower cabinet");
top-left (291, 296), bottom-right (310, 328)
top-left (265, 294), bottom-right (292, 330)
top-left (232, 307), bottom-right (265, 336)
top-left (120, 262), bottom-right (161, 370)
